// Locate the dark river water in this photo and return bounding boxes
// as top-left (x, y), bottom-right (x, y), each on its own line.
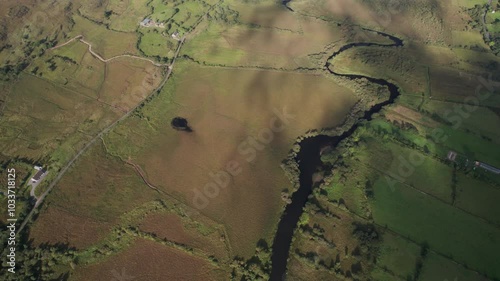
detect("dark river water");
top-left (282, 0), bottom-right (294, 11)
top-left (269, 30), bottom-right (404, 281)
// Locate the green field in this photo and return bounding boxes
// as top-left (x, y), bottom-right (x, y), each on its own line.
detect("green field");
top-left (182, 4), bottom-right (345, 69)
top-left (419, 252), bottom-right (490, 281)
top-left (69, 15), bottom-right (140, 58)
top-left (138, 30), bottom-right (178, 58)
top-left (371, 178), bottom-right (500, 279)
top-left (455, 174), bottom-right (500, 226)
top-left (316, 95), bottom-right (500, 280)
top-left (0, 73), bottom-right (117, 162)
top-left (375, 232), bottom-right (421, 280)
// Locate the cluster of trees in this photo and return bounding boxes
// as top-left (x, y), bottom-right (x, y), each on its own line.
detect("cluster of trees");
top-left (0, 239), bottom-right (75, 281)
top-left (45, 58), bottom-right (58, 71)
top-left (294, 249), bottom-right (339, 272)
top-left (363, 120), bottom-right (432, 156)
top-left (352, 222), bottom-right (379, 246)
top-left (7, 5), bottom-right (30, 18)
top-left (301, 223), bottom-right (337, 249)
top-left (230, 240), bottom-right (271, 280)
top-left (468, 4), bottom-right (500, 56)
top-left (207, 4), bottom-right (239, 24)
top-left (0, 63), bottom-right (27, 81)
top-left (293, 239), bottom-right (366, 279)
top-left (0, 35), bottom-right (60, 80)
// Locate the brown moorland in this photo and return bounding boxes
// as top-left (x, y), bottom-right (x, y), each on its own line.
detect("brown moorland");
top-left (71, 238), bottom-right (228, 281)
top-left (139, 211), bottom-right (229, 261)
top-left (28, 143), bottom-right (159, 248)
top-left (104, 60), bottom-right (360, 258)
top-left (29, 205), bottom-right (111, 250)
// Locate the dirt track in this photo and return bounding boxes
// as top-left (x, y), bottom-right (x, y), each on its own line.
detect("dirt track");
top-left (16, 36), bottom-right (184, 235)
top-left (49, 35), bottom-right (168, 67)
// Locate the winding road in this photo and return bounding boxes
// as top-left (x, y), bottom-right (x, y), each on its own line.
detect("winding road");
top-left (16, 0), bottom-right (224, 238)
top-left (16, 36), bottom-right (185, 235)
top-left (49, 35), bottom-right (169, 67)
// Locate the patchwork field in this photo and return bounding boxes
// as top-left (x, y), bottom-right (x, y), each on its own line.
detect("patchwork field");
top-left (454, 174), bottom-right (500, 226)
top-left (0, 38), bottom-right (163, 170)
top-left (311, 92), bottom-right (500, 279)
top-left (419, 252), bottom-right (491, 281)
top-left (371, 178), bottom-right (500, 279)
top-left (375, 232), bottom-right (421, 280)
top-left (419, 98), bottom-right (500, 143)
top-left (107, 0), bottom-right (151, 32)
top-left (299, 111), bottom-right (500, 280)
top-left (69, 14), bottom-right (140, 59)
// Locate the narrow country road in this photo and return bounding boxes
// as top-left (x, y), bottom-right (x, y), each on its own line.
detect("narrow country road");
top-left (49, 35), bottom-right (168, 67)
top-left (482, 0), bottom-right (493, 41)
top-left (16, 36), bottom-right (185, 235)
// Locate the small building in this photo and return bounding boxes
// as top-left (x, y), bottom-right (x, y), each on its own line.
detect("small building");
top-left (140, 18), bottom-right (152, 27)
top-left (445, 152), bottom-right (472, 169)
top-left (447, 151), bottom-right (457, 162)
top-left (31, 168), bottom-right (47, 183)
top-left (34, 165), bottom-right (42, 171)
top-left (171, 31), bottom-right (180, 40)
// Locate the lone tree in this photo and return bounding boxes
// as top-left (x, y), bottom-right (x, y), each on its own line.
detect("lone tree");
top-left (171, 117), bottom-right (192, 132)
top-left (104, 10), bottom-right (113, 19)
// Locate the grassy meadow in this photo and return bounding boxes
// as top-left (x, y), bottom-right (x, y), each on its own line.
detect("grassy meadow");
top-left (371, 178), bottom-right (500, 279)
top-left (182, 0), bottom-right (348, 69)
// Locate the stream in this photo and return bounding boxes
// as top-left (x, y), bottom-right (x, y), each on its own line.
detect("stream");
top-left (282, 0), bottom-right (294, 12)
top-left (269, 30), bottom-right (404, 280)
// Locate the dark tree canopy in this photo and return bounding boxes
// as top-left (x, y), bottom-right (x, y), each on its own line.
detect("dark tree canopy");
top-left (171, 117), bottom-right (192, 132)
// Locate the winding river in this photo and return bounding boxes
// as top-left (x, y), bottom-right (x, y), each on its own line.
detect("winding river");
top-left (269, 30), bottom-right (404, 280)
top-left (282, 0), bottom-right (294, 12)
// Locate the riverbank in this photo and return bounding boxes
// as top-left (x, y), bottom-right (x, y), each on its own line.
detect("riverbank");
top-left (270, 29), bottom-right (404, 280)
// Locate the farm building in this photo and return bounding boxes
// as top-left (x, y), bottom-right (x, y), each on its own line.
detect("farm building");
top-left (140, 18), bottom-right (166, 28)
top-left (31, 168), bottom-right (47, 183)
top-left (447, 151), bottom-right (457, 162)
top-left (446, 151), bottom-right (471, 168)
top-left (171, 31), bottom-right (180, 40)
top-left (140, 18), bottom-right (152, 27)
top-left (475, 161), bottom-right (500, 174)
